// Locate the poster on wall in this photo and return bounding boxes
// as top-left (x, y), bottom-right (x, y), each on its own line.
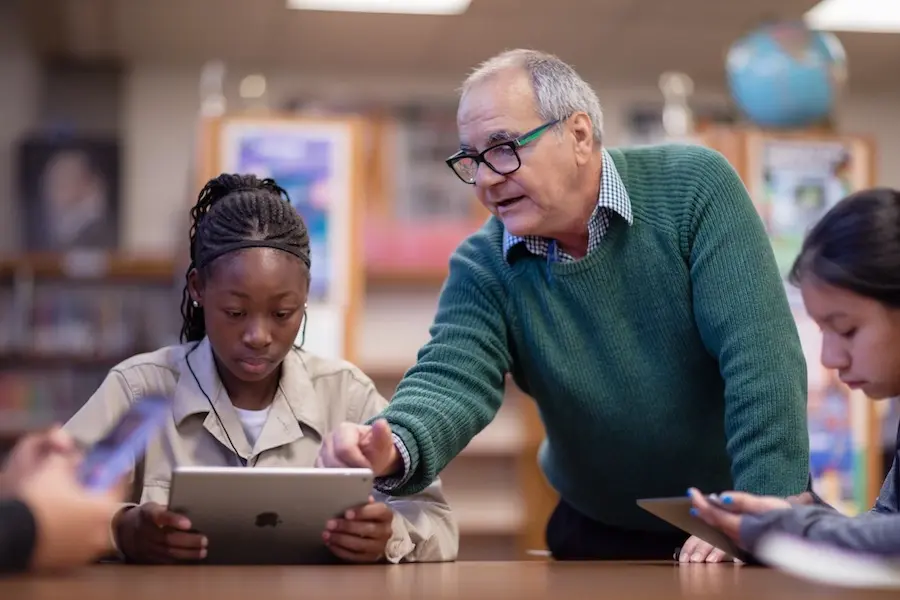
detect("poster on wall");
top-left (212, 117), bottom-right (360, 361)
top-left (218, 120), bottom-right (353, 305)
top-left (747, 135), bottom-right (872, 278)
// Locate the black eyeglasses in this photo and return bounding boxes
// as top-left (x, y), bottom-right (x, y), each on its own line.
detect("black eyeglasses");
top-left (445, 119), bottom-right (561, 184)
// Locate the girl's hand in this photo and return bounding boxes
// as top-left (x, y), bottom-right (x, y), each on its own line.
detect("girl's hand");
top-left (323, 496), bottom-right (393, 563)
top-left (688, 488), bottom-right (791, 545)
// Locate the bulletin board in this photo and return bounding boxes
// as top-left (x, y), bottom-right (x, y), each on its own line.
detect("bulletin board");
top-left (194, 114), bottom-right (366, 364)
top-left (700, 125), bottom-right (880, 513)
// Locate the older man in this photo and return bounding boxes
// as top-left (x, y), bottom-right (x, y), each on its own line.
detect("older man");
top-left (319, 49), bottom-right (810, 562)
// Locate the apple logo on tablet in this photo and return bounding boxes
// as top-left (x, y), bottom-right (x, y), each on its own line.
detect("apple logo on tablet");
top-left (255, 512), bottom-right (281, 528)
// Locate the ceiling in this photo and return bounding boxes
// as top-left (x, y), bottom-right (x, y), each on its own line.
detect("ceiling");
top-left (20, 0), bottom-right (900, 92)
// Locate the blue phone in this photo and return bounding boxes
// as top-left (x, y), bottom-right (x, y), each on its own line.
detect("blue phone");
top-left (77, 395), bottom-right (172, 492)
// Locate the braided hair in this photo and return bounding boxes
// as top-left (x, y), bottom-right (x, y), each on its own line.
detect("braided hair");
top-left (180, 173), bottom-right (311, 343)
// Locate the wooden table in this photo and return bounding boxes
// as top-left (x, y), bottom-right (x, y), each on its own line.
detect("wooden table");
top-left (1, 561), bottom-right (896, 599)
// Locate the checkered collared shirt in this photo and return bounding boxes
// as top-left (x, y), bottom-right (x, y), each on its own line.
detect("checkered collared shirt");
top-left (376, 149), bottom-right (633, 494)
top-left (502, 148), bottom-right (633, 262)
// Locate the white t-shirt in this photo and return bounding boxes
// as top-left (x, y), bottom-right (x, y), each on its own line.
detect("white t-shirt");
top-left (233, 405), bottom-right (271, 448)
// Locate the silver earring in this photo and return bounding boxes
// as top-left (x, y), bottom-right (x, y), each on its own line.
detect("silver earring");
top-left (192, 300), bottom-right (200, 308)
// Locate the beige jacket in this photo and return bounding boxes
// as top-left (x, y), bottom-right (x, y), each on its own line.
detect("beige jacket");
top-left (64, 338), bottom-right (459, 563)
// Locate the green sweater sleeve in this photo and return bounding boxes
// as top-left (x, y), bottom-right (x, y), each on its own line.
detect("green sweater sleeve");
top-left (377, 231), bottom-right (513, 495)
top-left (685, 149), bottom-right (809, 497)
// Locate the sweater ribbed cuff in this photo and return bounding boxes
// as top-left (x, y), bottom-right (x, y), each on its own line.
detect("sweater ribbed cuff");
top-left (373, 434), bottom-right (413, 491)
top-left (373, 423), bottom-right (422, 496)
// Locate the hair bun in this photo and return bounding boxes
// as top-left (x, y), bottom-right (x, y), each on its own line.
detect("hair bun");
top-left (216, 173), bottom-right (262, 192)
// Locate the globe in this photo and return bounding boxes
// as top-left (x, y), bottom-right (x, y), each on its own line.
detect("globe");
top-left (725, 21), bottom-right (847, 129)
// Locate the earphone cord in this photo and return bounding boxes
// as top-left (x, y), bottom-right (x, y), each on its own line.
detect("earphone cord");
top-left (185, 344), bottom-right (249, 468)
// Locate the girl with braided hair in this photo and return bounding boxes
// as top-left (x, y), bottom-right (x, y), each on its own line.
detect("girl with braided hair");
top-left (63, 173), bottom-right (459, 565)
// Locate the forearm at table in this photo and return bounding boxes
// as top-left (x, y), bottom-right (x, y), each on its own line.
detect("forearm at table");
top-left (742, 506), bottom-right (900, 555)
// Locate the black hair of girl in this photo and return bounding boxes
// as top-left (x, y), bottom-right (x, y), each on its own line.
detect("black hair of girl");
top-left (788, 187), bottom-right (900, 308)
top-left (179, 173), bottom-right (312, 343)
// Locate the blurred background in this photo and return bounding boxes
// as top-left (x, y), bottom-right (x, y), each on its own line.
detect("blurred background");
top-left (2, 0), bottom-right (900, 561)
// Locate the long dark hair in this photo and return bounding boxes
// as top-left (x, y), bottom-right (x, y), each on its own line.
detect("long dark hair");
top-left (789, 187), bottom-right (900, 308)
top-left (180, 173), bottom-right (311, 342)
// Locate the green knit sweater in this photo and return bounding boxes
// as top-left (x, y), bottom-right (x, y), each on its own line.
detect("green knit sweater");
top-left (381, 144), bottom-right (810, 532)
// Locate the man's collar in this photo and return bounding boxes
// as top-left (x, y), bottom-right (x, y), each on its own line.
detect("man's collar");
top-left (502, 148), bottom-right (633, 261)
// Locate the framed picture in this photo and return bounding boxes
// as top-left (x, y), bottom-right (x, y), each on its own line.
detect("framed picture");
top-left (16, 136), bottom-right (120, 252)
top-left (195, 115), bottom-right (365, 363)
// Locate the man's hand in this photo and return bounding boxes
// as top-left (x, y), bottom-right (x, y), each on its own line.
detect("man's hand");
top-left (115, 502), bottom-right (207, 564)
top-left (1, 426), bottom-right (79, 498)
top-left (316, 419), bottom-right (402, 477)
top-left (15, 453), bottom-right (123, 571)
top-left (323, 497), bottom-right (393, 563)
top-left (678, 535), bottom-right (730, 563)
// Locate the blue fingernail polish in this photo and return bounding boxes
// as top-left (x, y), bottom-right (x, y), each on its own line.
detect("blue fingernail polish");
top-left (722, 496), bottom-right (733, 504)
top-left (687, 488), bottom-right (692, 496)
top-left (690, 508), bottom-right (698, 517)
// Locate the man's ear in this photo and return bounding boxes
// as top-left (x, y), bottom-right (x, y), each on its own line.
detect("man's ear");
top-left (569, 112), bottom-right (596, 166)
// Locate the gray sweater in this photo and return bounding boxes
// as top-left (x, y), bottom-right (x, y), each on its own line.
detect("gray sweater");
top-left (741, 451), bottom-right (900, 555)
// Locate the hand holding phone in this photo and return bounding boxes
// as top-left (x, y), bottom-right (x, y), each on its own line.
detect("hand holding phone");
top-left (17, 452), bottom-right (124, 570)
top-left (77, 395), bottom-right (171, 493)
top-left (0, 427), bottom-right (79, 499)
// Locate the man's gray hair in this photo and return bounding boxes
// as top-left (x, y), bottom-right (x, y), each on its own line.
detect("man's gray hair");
top-left (461, 49), bottom-right (604, 144)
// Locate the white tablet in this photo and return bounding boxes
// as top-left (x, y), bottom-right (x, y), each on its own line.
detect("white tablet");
top-left (636, 496), bottom-right (757, 564)
top-left (168, 466), bottom-right (374, 565)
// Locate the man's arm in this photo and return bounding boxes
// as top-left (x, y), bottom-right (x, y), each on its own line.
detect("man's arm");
top-left (687, 148), bottom-right (809, 497)
top-left (741, 506), bottom-right (900, 555)
top-left (0, 499), bottom-right (37, 573)
top-left (373, 232), bottom-right (513, 496)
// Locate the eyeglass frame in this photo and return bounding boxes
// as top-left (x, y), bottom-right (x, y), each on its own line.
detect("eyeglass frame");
top-left (445, 118), bottom-right (562, 184)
